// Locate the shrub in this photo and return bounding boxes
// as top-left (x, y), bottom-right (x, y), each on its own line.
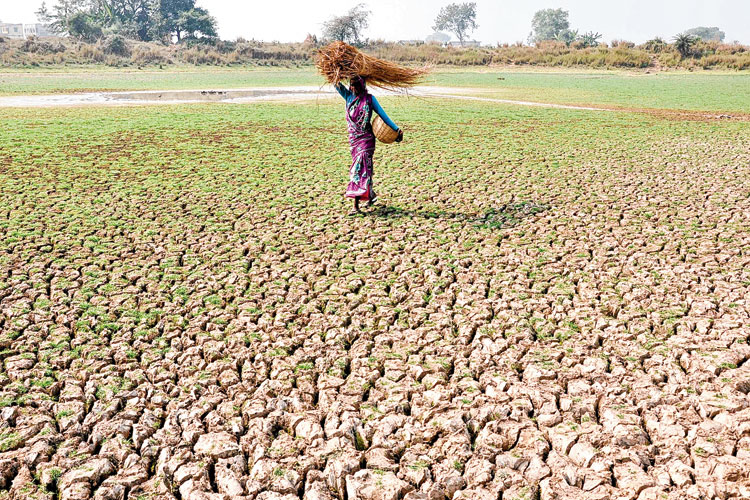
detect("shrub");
top-left (77, 44), bottom-right (105, 63)
top-left (68, 12), bottom-right (103, 42)
top-left (699, 53), bottom-right (750, 70)
top-left (716, 43), bottom-right (746, 55)
top-left (658, 51), bottom-right (682, 67)
top-left (1, 36), bottom-right (749, 69)
top-left (673, 33), bottom-right (698, 58)
top-left (100, 35), bottom-right (130, 57)
top-left (610, 40), bottom-right (635, 49)
top-left (181, 46), bottom-right (223, 64)
top-left (132, 45), bottom-right (172, 65)
top-left (535, 40), bottom-right (568, 51)
top-left (642, 38), bottom-right (667, 53)
top-left (20, 37), bottom-right (65, 55)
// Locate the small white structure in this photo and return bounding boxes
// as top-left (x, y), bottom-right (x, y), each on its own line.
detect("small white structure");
top-left (0, 22), bottom-right (57, 39)
top-left (426, 32), bottom-right (451, 44)
top-left (24, 24), bottom-right (56, 38)
top-left (448, 40), bottom-right (481, 47)
top-left (0, 23), bottom-right (24, 39)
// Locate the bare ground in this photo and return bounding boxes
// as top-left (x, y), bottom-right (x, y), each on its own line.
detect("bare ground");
top-left (1, 100), bottom-right (750, 500)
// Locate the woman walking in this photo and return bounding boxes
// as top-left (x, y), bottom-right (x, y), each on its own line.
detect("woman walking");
top-left (315, 41), bottom-right (426, 214)
top-left (336, 76), bottom-right (403, 215)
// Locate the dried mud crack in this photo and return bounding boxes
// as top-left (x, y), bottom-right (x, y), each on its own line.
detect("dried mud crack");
top-left (1, 96), bottom-right (749, 500)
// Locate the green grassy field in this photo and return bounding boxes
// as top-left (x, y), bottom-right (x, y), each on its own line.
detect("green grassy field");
top-left (0, 67), bottom-right (319, 95)
top-left (2, 66), bottom-right (749, 112)
top-left (1, 72), bottom-right (750, 499)
top-left (433, 70), bottom-right (750, 113)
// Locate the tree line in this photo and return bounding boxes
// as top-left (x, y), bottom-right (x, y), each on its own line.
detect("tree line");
top-left (322, 2), bottom-right (728, 57)
top-left (36, 0), bottom-right (217, 43)
top-left (33, 0), bottom-right (728, 59)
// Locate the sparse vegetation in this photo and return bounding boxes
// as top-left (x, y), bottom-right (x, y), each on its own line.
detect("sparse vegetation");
top-left (1, 36), bottom-right (748, 69)
top-left (674, 33), bottom-right (699, 58)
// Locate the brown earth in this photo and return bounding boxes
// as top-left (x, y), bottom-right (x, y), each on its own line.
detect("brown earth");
top-left (1, 102), bottom-right (750, 500)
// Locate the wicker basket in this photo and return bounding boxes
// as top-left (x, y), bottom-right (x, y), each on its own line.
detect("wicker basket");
top-left (372, 115), bottom-right (399, 144)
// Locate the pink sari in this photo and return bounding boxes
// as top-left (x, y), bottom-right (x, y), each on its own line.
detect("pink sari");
top-left (344, 92), bottom-right (376, 201)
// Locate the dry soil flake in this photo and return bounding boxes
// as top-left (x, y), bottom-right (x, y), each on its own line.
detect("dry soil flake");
top-left (193, 432), bottom-right (241, 459)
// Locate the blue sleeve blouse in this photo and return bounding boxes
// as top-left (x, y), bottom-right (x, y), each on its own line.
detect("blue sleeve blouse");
top-left (335, 83), bottom-right (400, 132)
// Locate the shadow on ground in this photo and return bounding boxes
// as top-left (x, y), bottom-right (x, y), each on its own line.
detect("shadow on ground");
top-left (370, 201), bottom-right (549, 229)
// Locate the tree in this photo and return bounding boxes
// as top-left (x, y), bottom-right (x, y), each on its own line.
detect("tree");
top-left (673, 33), bottom-right (698, 58)
top-left (529, 8), bottom-right (571, 45)
top-left (154, 0), bottom-right (216, 42)
top-left (555, 28), bottom-right (577, 46)
top-left (322, 3), bottom-right (370, 46)
top-left (36, 0), bottom-right (87, 36)
top-left (177, 7), bottom-right (217, 40)
top-left (102, 0), bottom-right (155, 41)
top-left (67, 11), bottom-right (103, 41)
top-left (36, 0), bottom-right (215, 42)
top-left (577, 31), bottom-right (602, 48)
top-left (643, 37), bottom-right (667, 53)
top-left (685, 26), bottom-right (725, 42)
top-left (433, 3), bottom-right (477, 46)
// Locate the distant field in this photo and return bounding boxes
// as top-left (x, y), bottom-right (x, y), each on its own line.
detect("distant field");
top-left (0, 67), bottom-right (320, 95)
top-left (430, 70), bottom-right (750, 113)
top-left (2, 66), bottom-right (750, 113)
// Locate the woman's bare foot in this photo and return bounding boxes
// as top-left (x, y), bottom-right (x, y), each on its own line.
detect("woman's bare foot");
top-left (348, 197), bottom-right (361, 215)
top-left (367, 195), bottom-right (378, 208)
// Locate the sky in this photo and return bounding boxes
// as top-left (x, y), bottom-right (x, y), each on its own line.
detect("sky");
top-left (2, 0), bottom-right (749, 45)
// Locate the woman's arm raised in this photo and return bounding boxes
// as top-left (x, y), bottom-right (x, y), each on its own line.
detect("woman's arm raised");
top-left (335, 83), bottom-right (352, 100)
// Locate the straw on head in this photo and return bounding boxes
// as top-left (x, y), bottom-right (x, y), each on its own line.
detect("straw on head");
top-left (315, 41), bottom-right (428, 91)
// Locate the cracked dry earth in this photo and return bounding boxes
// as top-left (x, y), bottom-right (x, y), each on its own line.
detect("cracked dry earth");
top-left (1, 98), bottom-right (749, 500)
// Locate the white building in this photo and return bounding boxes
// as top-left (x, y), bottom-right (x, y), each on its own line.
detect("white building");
top-left (448, 40), bottom-right (481, 48)
top-left (0, 23), bottom-right (24, 39)
top-left (24, 23), bottom-right (56, 38)
top-left (0, 22), bottom-right (56, 39)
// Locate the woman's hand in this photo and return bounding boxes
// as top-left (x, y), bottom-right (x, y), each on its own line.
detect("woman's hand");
top-left (396, 129), bottom-right (404, 143)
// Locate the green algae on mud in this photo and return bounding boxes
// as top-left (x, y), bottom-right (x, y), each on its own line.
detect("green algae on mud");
top-left (1, 94), bottom-right (749, 499)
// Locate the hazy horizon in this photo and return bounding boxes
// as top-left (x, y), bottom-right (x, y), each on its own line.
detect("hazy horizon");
top-left (3, 0), bottom-right (749, 45)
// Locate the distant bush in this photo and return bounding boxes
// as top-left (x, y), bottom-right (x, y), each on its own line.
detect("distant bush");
top-left (673, 33), bottom-right (698, 58)
top-left (699, 53), bottom-right (750, 70)
top-left (716, 43), bottom-right (746, 55)
top-left (20, 37), bottom-right (66, 55)
top-left (642, 38), bottom-right (668, 53)
top-left (76, 44), bottom-right (106, 63)
top-left (610, 40), bottom-right (635, 49)
top-left (1, 37), bottom-right (749, 70)
top-left (100, 35), bottom-right (130, 57)
top-left (132, 45), bottom-right (173, 65)
top-left (657, 51), bottom-right (682, 68)
top-left (67, 12), bottom-right (103, 42)
top-left (368, 42), bottom-right (653, 68)
top-left (182, 46), bottom-right (223, 65)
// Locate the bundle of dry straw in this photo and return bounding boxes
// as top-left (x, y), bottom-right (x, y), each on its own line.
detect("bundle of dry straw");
top-left (315, 41), bottom-right (428, 91)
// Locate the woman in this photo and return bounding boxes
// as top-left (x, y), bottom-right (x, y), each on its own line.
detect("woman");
top-left (335, 76), bottom-right (403, 215)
